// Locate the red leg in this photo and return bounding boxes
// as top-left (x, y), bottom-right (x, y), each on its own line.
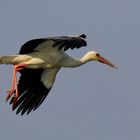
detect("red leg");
top-left (12, 73), bottom-right (18, 105)
top-left (6, 64), bottom-right (26, 103)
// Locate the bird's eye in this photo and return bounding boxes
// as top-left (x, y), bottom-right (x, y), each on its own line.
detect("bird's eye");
top-left (96, 53), bottom-right (100, 57)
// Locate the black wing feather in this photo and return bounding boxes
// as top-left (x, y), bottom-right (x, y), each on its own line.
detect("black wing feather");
top-left (52, 34), bottom-right (87, 51)
top-left (19, 39), bottom-right (46, 54)
top-left (11, 69), bottom-right (51, 115)
top-left (19, 34), bottom-right (87, 54)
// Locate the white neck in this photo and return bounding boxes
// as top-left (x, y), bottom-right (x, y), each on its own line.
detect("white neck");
top-left (80, 53), bottom-right (93, 64)
top-left (62, 53), bottom-right (93, 68)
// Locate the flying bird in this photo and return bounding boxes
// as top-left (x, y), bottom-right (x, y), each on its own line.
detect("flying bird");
top-left (0, 34), bottom-right (117, 115)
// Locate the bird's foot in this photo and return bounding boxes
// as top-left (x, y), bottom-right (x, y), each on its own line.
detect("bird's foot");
top-left (6, 90), bottom-right (15, 102)
top-left (12, 96), bottom-right (18, 106)
top-left (6, 64), bottom-right (25, 103)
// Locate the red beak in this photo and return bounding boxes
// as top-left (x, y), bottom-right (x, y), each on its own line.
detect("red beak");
top-left (98, 56), bottom-right (117, 69)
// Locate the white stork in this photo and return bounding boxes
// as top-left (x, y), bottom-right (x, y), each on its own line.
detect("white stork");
top-left (0, 34), bottom-right (117, 115)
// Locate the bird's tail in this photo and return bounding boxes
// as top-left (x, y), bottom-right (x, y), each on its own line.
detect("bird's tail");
top-left (0, 55), bottom-right (23, 64)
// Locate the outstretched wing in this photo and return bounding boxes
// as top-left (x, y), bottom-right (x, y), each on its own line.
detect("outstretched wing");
top-left (19, 34), bottom-right (87, 54)
top-left (10, 68), bottom-right (59, 115)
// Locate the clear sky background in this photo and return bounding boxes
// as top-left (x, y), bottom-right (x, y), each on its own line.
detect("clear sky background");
top-left (0, 0), bottom-right (139, 140)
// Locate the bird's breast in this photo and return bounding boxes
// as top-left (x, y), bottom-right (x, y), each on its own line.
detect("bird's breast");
top-left (26, 51), bottom-right (64, 69)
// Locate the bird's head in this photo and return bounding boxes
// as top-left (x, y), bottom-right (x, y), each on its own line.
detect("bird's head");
top-left (86, 51), bottom-right (117, 69)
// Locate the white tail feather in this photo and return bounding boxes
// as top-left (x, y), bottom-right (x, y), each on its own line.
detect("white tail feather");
top-left (0, 55), bottom-right (31, 64)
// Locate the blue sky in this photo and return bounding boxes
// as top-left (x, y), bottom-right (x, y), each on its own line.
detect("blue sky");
top-left (0, 0), bottom-right (140, 140)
